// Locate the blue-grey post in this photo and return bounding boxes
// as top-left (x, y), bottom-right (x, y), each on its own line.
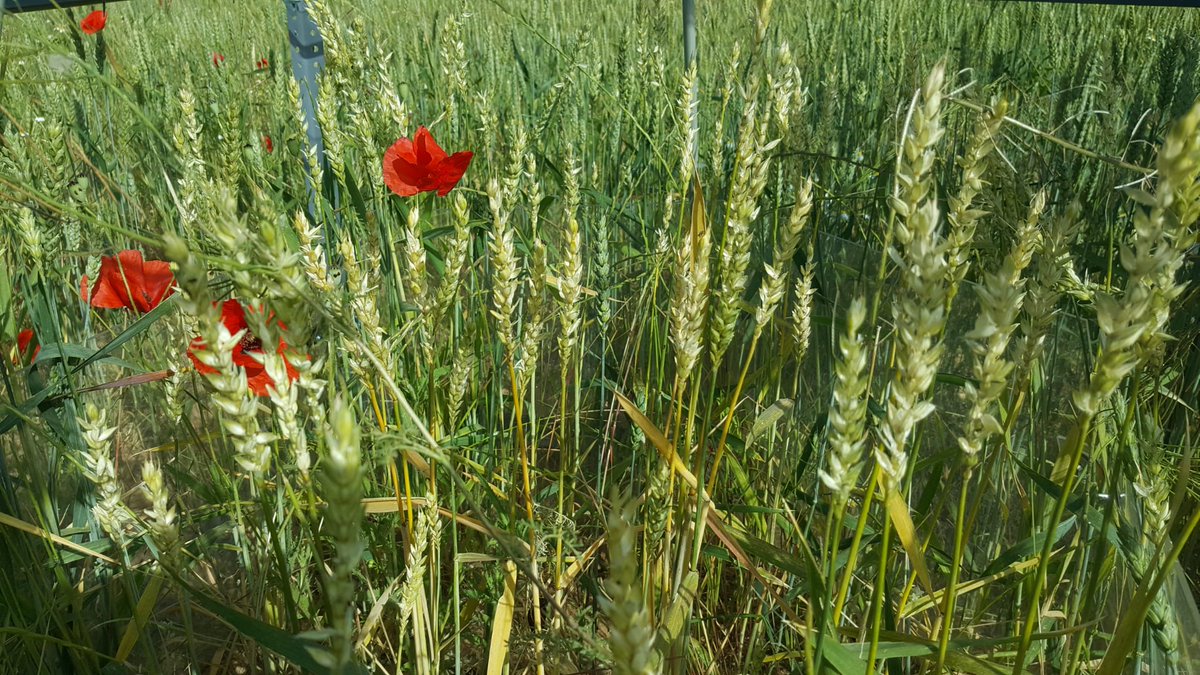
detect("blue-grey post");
top-left (682, 0), bottom-right (697, 71)
top-left (284, 0), bottom-right (327, 221)
top-left (682, 0), bottom-right (697, 168)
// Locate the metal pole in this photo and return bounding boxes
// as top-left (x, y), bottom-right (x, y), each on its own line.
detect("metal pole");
top-left (682, 0), bottom-right (698, 172)
top-left (283, 0), bottom-right (328, 222)
top-left (682, 0), bottom-right (697, 71)
top-left (2, 0), bottom-right (126, 13)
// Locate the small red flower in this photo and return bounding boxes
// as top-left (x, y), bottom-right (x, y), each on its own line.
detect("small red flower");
top-left (80, 10), bottom-right (107, 35)
top-left (382, 126), bottom-right (473, 198)
top-left (212, 53), bottom-right (226, 67)
top-left (14, 329), bottom-right (40, 365)
top-left (256, 57), bottom-right (269, 70)
top-left (187, 299), bottom-right (300, 397)
top-left (83, 250), bottom-right (177, 314)
top-left (262, 134), bottom-right (273, 153)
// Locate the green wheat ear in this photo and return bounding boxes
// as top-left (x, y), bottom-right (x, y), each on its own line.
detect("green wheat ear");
top-left (601, 496), bottom-right (662, 675)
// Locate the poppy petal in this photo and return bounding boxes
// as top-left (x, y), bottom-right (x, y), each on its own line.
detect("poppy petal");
top-left (245, 369), bottom-right (274, 397)
top-left (139, 260), bottom-right (177, 312)
top-left (414, 126), bottom-right (448, 165)
top-left (219, 299), bottom-right (249, 333)
top-left (14, 329), bottom-right (40, 365)
top-left (17, 329), bottom-right (33, 353)
top-left (434, 151), bottom-right (473, 197)
top-left (383, 139), bottom-right (424, 196)
top-left (90, 256), bottom-right (133, 309)
top-left (81, 10), bottom-right (106, 35)
top-left (187, 338), bottom-right (219, 375)
top-left (385, 156), bottom-right (428, 197)
top-left (384, 137), bottom-right (417, 164)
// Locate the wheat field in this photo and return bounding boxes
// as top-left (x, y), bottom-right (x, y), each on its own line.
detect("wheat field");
top-left (2, 0), bottom-right (1200, 673)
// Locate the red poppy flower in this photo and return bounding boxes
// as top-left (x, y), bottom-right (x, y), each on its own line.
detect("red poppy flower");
top-left (14, 329), bottom-right (40, 365)
top-left (262, 134), bottom-right (273, 153)
top-left (83, 250), bottom-right (177, 314)
top-left (382, 126), bottom-right (473, 198)
top-left (80, 10), bottom-right (107, 35)
top-left (212, 53), bottom-right (226, 67)
top-left (256, 57), bottom-right (269, 70)
top-left (187, 299), bottom-right (300, 397)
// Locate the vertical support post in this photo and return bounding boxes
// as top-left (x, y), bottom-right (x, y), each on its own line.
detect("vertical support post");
top-left (682, 0), bottom-right (697, 71)
top-left (682, 0), bottom-right (698, 172)
top-left (283, 0), bottom-right (328, 221)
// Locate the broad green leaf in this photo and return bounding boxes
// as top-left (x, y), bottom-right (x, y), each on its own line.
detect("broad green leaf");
top-left (885, 491), bottom-right (937, 601)
top-left (745, 398), bottom-right (794, 449)
top-left (115, 574), bottom-right (164, 663)
top-left (73, 294), bottom-right (178, 373)
top-left (983, 515), bottom-right (1076, 577)
top-left (613, 390), bottom-right (699, 489)
top-left (183, 580), bottom-right (354, 674)
top-left (0, 511), bottom-right (117, 565)
top-left (486, 560), bottom-right (518, 675)
top-left (32, 343), bottom-right (141, 372)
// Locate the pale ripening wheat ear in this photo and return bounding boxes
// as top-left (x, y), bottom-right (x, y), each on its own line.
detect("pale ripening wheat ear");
top-left (945, 96), bottom-right (1008, 309)
top-left (820, 297), bottom-right (871, 506)
top-left (317, 69), bottom-right (347, 191)
top-left (1074, 101), bottom-right (1200, 417)
top-left (1140, 101), bottom-right (1200, 357)
top-left (1012, 203), bottom-right (1081, 387)
top-left (488, 178), bottom-right (521, 361)
top-left (440, 12), bottom-right (470, 128)
top-left (709, 42), bottom-right (741, 184)
top-left (405, 204), bottom-right (438, 369)
top-left (767, 41), bottom-right (805, 140)
top-left (502, 125), bottom-right (529, 209)
top-left (294, 210), bottom-right (337, 300)
top-left (395, 496), bottom-right (441, 668)
top-left (957, 191), bottom-right (1043, 469)
top-left (165, 235), bottom-right (273, 480)
top-left (403, 204), bottom-right (428, 314)
top-left (790, 262), bottom-right (816, 364)
top-left (677, 61), bottom-right (699, 187)
top-left (172, 86), bottom-right (205, 229)
top-left (432, 192), bottom-right (473, 329)
top-left (264, 349), bottom-right (306, 476)
top-left (710, 95), bottom-right (777, 368)
top-left (140, 460), bottom-right (180, 568)
top-left (775, 178), bottom-right (813, 266)
top-left (669, 190), bottom-right (710, 386)
top-left (557, 154), bottom-right (585, 368)
top-left (519, 238), bottom-right (549, 383)
top-left (288, 75), bottom-right (325, 198)
top-left (601, 497), bottom-right (662, 675)
top-left (877, 62), bottom-right (948, 493)
top-left (321, 397), bottom-right (365, 675)
top-left (340, 237), bottom-right (392, 377)
top-left (1127, 416), bottom-right (1181, 664)
top-left (79, 402), bottom-right (133, 545)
